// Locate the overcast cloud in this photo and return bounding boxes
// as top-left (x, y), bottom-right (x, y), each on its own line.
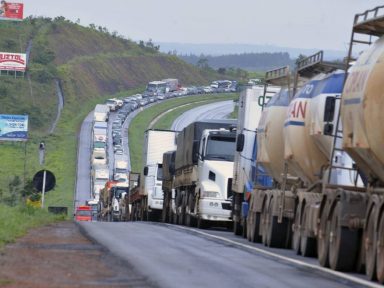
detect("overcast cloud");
top-left (22, 0), bottom-right (384, 51)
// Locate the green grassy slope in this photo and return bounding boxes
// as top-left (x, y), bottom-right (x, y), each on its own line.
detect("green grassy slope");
top-left (0, 16), bottom-right (226, 213)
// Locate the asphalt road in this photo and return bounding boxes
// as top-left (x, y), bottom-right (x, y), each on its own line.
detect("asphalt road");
top-left (79, 222), bottom-right (368, 288)
top-left (172, 100), bottom-right (234, 130)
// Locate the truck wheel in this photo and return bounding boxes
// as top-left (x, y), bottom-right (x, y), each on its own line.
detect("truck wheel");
top-left (318, 207), bottom-right (330, 267)
top-left (292, 206), bottom-right (301, 254)
top-left (250, 212), bottom-right (262, 243)
top-left (233, 218), bottom-right (242, 236)
top-left (247, 212), bottom-right (254, 241)
top-left (197, 217), bottom-right (207, 229)
top-left (267, 198), bottom-right (289, 248)
top-left (329, 202), bottom-right (359, 271)
top-left (365, 205), bottom-right (377, 280)
top-left (300, 206), bottom-right (317, 257)
top-left (376, 211), bottom-right (384, 283)
top-left (261, 199), bottom-right (269, 246)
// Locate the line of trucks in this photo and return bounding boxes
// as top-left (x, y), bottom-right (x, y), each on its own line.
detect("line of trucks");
top-left (126, 5), bottom-right (384, 284)
top-left (90, 98), bottom-right (130, 222)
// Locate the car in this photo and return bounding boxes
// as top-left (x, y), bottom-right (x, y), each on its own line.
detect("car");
top-left (114, 148), bottom-right (123, 155)
top-left (113, 144), bottom-right (122, 152)
top-left (113, 138), bottom-right (122, 146)
top-left (156, 94), bottom-right (165, 101)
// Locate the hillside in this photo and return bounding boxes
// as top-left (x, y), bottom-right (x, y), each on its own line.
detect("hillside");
top-left (0, 17), bottom-right (224, 211)
top-left (0, 17), bottom-right (220, 131)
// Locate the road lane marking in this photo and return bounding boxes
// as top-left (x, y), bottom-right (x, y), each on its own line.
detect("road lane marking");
top-left (174, 225), bottom-right (382, 288)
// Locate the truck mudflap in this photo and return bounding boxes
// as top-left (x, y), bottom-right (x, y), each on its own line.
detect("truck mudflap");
top-left (198, 198), bottom-right (232, 221)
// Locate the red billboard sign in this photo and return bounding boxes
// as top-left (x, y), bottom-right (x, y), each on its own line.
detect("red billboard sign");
top-left (0, 52), bottom-right (27, 71)
top-left (0, 2), bottom-right (23, 20)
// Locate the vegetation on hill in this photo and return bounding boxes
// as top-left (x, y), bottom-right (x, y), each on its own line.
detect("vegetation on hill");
top-left (179, 52), bottom-right (294, 72)
top-left (0, 16), bottom-right (226, 217)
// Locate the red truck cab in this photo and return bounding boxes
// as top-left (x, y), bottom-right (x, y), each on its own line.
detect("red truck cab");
top-left (75, 205), bottom-right (92, 221)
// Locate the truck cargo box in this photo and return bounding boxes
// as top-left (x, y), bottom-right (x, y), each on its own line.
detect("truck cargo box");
top-left (175, 120), bottom-right (237, 170)
top-left (162, 150), bottom-right (176, 181)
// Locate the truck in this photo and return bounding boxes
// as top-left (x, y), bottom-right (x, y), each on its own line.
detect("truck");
top-left (144, 81), bottom-right (167, 97)
top-left (91, 149), bottom-right (107, 166)
top-left (167, 120), bottom-right (237, 228)
top-left (75, 205), bottom-right (92, 222)
top-left (93, 127), bottom-right (107, 143)
top-left (231, 83), bottom-right (279, 238)
top-left (91, 164), bottom-right (109, 200)
top-left (161, 150), bottom-right (176, 223)
top-left (93, 104), bottom-right (109, 122)
top-left (162, 78), bottom-right (179, 92)
top-left (237, 10), bottom-right (384, 281)
top-left (130, 129), bottom-right (178, 221)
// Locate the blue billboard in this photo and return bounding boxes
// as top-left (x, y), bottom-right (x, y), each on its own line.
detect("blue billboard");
top-left (0, 114), bottom-right (28, 141)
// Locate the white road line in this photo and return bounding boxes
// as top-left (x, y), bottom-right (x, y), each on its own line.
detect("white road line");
top-left (174, 225), bottom-right (382, 288)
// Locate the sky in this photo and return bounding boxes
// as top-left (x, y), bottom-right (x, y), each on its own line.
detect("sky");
top-left (22, 0), bottom-right (384, 52)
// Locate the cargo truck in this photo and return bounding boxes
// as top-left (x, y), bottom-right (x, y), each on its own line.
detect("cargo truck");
top-left (93, 104), bottom-right (109, 122)
top-left (91, 164), bottom-right (109, 200)
top-left (162, 78), bottom-right (179, 92)
top-left (231, 84), bottom-right (279, 238)
top-left (161, 151), bottom-right (176, 223)
top-left (130, 129), bottom-right (178, 221)
top-left (168, 120), bottom-right (237, 228)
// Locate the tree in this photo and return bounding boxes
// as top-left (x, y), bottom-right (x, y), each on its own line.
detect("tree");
top-left (197, 57), bottom-right (209, 69)
top-left (217, 67), bottom-right (226, 75)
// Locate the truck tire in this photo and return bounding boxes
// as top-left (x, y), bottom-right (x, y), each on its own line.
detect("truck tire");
top-left (300, 206), bottom-right (316, 257)
top-left (292, 207), bottom-right (301, 254)
top-left (197, 217), bottom-right (207, 229)
top-left (317, 206), bottom-right (330, 267)
top-left (329, 202), bottom-right (359, 271)
top-left (376, 210), bottom-right (384, 283)
top-left (365, 205), bottom-right (377, 280)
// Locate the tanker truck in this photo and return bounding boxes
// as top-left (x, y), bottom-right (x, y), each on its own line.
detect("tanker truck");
top-left (233, 66), bottom-right (298, 248)
top-left (316, 6), bottom-right (384, 281)
top-left (170, 120), bottom-right (237, 228)
top-left (129, 129), bottom-right (178, 221)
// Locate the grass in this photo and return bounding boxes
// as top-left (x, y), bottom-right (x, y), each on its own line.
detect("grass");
top-left (0, 204), bottom-right (65, 248)
top-left (129, 93), bottom-right (238, 172)
top-left (0, 86), bottom-right (143, 248)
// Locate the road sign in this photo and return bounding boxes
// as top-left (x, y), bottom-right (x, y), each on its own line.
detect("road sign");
top-left (33, 170), bottom-right (55, 192)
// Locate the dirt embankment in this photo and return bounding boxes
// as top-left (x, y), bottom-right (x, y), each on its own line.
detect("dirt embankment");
top-left (0, 222), bottom-right (155, 288)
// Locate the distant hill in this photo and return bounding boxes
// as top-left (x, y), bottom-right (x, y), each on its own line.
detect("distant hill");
top-left (0, 17), bottom-right (221, 132)
top-left (179, 52), bottom-right (294, 72)
top-left (158, 42), bottom-right (347, 61)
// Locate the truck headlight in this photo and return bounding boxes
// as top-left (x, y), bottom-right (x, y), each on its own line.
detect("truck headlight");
top-left (201, 191), bottom-right (220, 198)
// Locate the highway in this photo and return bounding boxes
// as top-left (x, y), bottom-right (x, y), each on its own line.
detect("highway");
top-left (75, 99), bottom-right (377, 288)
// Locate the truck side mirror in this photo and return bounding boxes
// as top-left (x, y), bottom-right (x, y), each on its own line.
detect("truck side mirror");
top-left (324, 96), bottom-right (336, 122)
top-left (323, 123), bottom-right (334, 136)
top-left (236, 133), bottom-right (245, 152)
top-left (143, 166), bottom-right (148, 176)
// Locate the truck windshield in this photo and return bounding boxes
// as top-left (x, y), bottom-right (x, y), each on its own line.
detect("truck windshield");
top-left (205, 135), bottom-right (235, 161)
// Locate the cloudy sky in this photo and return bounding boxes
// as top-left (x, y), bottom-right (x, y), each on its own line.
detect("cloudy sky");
top-left (22, 0), bottom-right (383, 51)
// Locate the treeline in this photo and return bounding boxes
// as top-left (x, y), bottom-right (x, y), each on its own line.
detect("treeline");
top-left (178, 52), bottom-right (294, 72)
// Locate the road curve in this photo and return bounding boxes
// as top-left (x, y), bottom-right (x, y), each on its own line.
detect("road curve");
top-left (171, 100), bottom-right (234, 131)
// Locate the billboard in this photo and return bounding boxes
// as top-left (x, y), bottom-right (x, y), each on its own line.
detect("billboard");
top-left (0, 114), bottom-right (28, 141)
top-left (0, 52), bottom-right (26, 71)
top-left (0, 2), bottom-right (23, 20)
